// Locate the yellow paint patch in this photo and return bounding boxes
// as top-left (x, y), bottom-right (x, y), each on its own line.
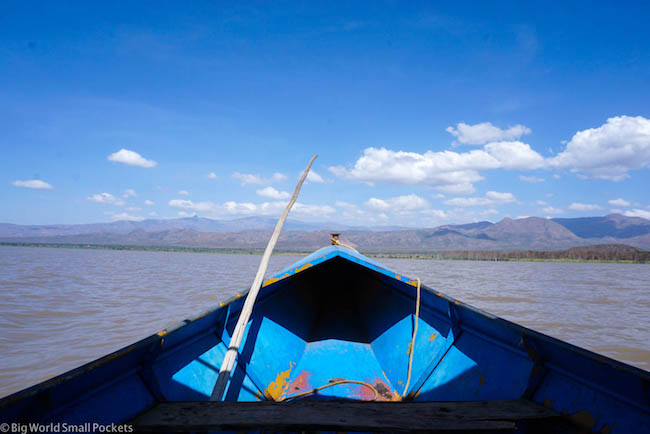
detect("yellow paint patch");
top-left (454, 300), bottom-right (460, 305)
top-left (262, 277), bottom-right (280, 287)
top-left (156, 330), bottom-right (167, 337)
top-left (294, 263), bottom-right (313, 273)
top-left (435, 292), bottom-right (443, 297)
top-left (408, 280), bottom-right (418, 286)
top-left (219, 302), bottom-right (227, 307)
top-left (235, 293), bottom-right (243, 298)
top-left (429, 333), bottom-right (437, 341)
top-left (406, 343), bottom-right (412, 355)
top-left (395, 275), bottom-right (402, 280)
top-left (264, 361), bottom-right (295, 401)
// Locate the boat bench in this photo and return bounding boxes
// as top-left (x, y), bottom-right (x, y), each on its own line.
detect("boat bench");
top-left (131, 399), bottom-right (571, 432)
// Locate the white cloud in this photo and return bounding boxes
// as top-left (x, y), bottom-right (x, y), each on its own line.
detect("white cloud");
top-left (272, 172), bottom-right (287, 181)
top-left (624, 209), bottom-right (650, 219)
top-left (178, 190), bottom-right (189, 196)
top-left (232, 172), bottom-right (287, 185)
top-left (483, 141), bottom-right (545, 170)
top-left (446, 122), bottom-right (532, 145)
top-left (110, 212), bottom-right (145, 221)
top-left (542, 206), bottom-right (563, 214)
top-left (168, 198), bottom-right (334, 217)
top-left (536, 200), bottom-right (547, 205)
top-left (444, 191), bottom-right (516, 207)
top-left (553, 174), bottom-right (561, 179)
top-left (549, 115), bottom-right (650, 180)
top-left (126, 207), bottom-right (142, 211)
top-left (123, 188), bottom-right (137, 198)
top-left (12, 180), bottom-right (53, 190)
top-left (568, 202), bottom-right (602, 211)
top-left (256, 186), bottom-right (290, 200)
top-left (107, 149), bottom-right (157, 168)
top-left (144, 200), bottom-right (155, 206)
top-left (365, 194), bottom-right (429, 211)
top-left (306, 170), bottom-right (325, 183)
top-left (431, 193), bottom-right (445, 199)
top-left (87, 193), bottom-right (126, 206)
top-left (329, 144), bottom-right (544, 193)
top-left (519, 175), bottom-right (545, 183)
top-left (206, 172), bottom-right (218, 179)
top-left (608, 198), bottom-right (630, 207)
top-left (148, 211), bottom-right (158, 217)
top-left (177, 211), bottom-right (196, 218)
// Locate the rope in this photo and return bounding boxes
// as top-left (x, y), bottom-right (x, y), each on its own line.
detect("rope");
top-left (402, 278), bottom-right (421, 397)
top-left (279, 379), bottom-right (379, 402)
top-left (330, 236), bottom-right (359, 253)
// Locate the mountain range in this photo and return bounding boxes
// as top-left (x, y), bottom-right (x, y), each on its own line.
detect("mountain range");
top-left (1, 214), bottom-right (649, 252)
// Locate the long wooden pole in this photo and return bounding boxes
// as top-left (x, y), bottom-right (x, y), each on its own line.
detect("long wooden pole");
top-left (210, 154), bottom-right (318, 401)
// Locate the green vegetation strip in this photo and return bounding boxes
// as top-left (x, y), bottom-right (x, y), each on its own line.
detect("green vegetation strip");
top-left (2, 242), bottom-right (648, 263)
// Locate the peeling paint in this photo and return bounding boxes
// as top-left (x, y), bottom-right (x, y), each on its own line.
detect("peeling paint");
top-left (429, 333), bottom-right (437, 341)
top-left (288, 370), bottom-right (312, 393)
top-left (264, 362), bottom-right (295, 401)
top-left (406, 343), bottom-right (412, 355)
top-left (294, 263), bottom-right (313, 273)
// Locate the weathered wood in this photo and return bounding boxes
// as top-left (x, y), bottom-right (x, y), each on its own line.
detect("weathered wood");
top-left (210, 154), bottom-right (318, 401)
top-left (131, 399), bottom-right (559, 432)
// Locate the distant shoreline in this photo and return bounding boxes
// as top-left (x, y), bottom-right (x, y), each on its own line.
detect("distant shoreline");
top-left (2, 242), bottom-right (648, 264)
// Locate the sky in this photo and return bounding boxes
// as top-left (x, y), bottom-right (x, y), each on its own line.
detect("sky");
top-left (2, 1), bottom-right (650, 227)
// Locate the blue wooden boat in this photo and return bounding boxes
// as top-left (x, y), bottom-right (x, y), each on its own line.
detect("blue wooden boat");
top-left (1, 245), bottom-right (649, 432)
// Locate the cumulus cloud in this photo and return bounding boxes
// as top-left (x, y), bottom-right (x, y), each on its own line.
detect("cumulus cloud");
top-left (444, 191), bottom-right (516, 207)
top-left (206, 172), bottom-right (218, 179)
top-left (608, 198), bottom-right (630, 207)
top-left (123, 188), bottom-right (137, 198)
top-left (87, 193), bottom-right (126, 206)
top-left (549, 115), bottom-right (650, 180)
top-left (256, 186), bottom-right (290, 200)
top-left (542, 206), bottom-right (563, 214)
top-left (144, 200), bottom-right (155, 206)
top-left (232, 172), bottom-right (287, 185)
top-left (536, 200), bottom-right (547, 205)
top-left (329, 144), bottom-right (543, 194)
top-left (624, 209), bottom-right (650, 219)
top-left (110, 212), bottom-right (145, 221)
top-left (519, 175), bottom-right (545, 183)
top-left (365, 194), bottom-right (429, 211)
top-left (446, 122), bottom-right (531, 145)
top-left (12, 179), bottom-right (54, 190)
top-left (568, 202), bottom-right (602, 211)
top-left (168, 198), bottom-right (334, 217)
top-left (306, 170), bottom-right (325, 183)
top-left (107, 149), bottom-right (157, 168)
top-left (178, 190), bottom-right (189, 196)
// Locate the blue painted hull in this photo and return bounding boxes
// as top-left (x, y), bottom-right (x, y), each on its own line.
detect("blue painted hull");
top-left (1, 246), bottom-right (649, 432)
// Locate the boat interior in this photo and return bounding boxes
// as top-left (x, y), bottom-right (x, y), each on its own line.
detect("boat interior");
top-left (2, 246), bottom-right (649, 432)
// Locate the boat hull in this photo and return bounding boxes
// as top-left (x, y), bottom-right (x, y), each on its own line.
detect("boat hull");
top-left (1, 246), bottom-right (649, 432)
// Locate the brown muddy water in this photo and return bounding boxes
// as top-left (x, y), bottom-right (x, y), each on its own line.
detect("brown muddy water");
top-left (0, 245), bottom-right (648, 398)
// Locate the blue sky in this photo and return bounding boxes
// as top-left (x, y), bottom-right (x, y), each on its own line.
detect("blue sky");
top-left (2, 1), bottom-right (649, 226)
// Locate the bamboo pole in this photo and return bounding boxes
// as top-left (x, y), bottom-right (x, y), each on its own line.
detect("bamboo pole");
top-left (210, 154), bottom-right (318, 401)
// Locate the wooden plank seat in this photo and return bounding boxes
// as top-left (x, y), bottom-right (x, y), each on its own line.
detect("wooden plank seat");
top-left (131, 399), bottom-right (562, 432)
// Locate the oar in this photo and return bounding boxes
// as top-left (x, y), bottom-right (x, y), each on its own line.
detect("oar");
top-left (210, 154), bottom-right (318, 401)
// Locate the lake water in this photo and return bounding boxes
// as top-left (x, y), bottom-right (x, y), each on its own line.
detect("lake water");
top-left (0, 245), bottom-right (648, 398)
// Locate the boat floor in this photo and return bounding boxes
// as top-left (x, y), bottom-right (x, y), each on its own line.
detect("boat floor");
top-left (131, 399), bottom-right (576, 432)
